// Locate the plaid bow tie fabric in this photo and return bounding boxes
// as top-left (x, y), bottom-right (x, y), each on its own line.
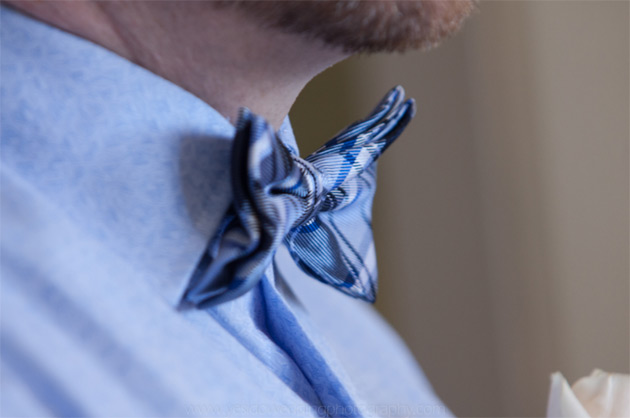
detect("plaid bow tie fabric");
top-left (185, 86), bottom-right (415, 308)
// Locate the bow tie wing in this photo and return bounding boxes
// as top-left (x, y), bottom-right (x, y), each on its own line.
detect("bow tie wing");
top-left (285, 164), bottom-right (380, 302)
top-left (185, 111), bottom-right (310, 307)
top-left (285, 86), bottom-right (416, 302)
top-left (306, 85), bottom-right (415, 193)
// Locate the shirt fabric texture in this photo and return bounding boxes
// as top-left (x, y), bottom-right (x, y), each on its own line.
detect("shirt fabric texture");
top-left (0, 7), bottom-right (452, 417)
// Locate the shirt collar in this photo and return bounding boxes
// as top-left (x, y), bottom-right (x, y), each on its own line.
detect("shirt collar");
top-left (1, 6), bottom-right (298, 306)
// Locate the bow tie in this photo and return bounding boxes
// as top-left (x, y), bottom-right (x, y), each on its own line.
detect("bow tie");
top-left (185, 86), bottom-right (415, 308)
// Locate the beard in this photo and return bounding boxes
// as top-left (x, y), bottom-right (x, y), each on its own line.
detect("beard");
top-left (217, 0), bottom-right (477, 54)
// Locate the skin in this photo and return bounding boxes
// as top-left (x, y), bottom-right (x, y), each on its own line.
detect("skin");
top-left (6, 1), bottom-right (474, 129)
top-left (6, 1), bottom-right (346, 129)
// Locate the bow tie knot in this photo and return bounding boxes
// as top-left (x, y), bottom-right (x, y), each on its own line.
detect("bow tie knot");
top-left (245, 127), bottom-right (326, 231)
top-left (185, 86), bottom-right (415, 308)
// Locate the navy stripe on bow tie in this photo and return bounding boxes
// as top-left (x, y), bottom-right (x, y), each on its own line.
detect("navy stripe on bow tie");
top-left (185, 86), bottom-right (415, 308)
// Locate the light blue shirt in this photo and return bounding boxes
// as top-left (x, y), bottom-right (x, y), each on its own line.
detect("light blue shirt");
top-left (0, 6), bottom-right (451, 417)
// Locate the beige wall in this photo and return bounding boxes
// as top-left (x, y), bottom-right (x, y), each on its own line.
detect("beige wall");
top-left (290, 2), bottom-right (629, 416)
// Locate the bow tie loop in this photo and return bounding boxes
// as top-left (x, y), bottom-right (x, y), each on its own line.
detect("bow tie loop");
top-left (184, 86), bottom-right (416, 308)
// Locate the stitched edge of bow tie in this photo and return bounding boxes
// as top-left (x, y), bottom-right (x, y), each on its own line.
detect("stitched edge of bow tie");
top-left (184, 86), bottom-right (416, 308)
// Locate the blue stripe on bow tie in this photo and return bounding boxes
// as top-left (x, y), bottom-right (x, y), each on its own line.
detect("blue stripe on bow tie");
top-left (185, 86), bottom-right (415, 308)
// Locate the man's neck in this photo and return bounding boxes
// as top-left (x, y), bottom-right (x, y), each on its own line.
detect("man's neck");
top-left (7, 1), bottom-right (347, 129)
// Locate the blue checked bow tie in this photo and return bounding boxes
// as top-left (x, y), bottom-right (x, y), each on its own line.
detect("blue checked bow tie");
top-left (185, 86), bottom-right (415, 308)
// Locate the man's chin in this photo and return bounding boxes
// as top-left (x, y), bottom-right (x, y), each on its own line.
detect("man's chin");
top-left (219, 0), bottom-right (477, 54)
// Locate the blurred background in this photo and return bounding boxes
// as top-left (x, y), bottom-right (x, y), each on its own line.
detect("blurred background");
top-left (290, 2), bottom-right (629, 417)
